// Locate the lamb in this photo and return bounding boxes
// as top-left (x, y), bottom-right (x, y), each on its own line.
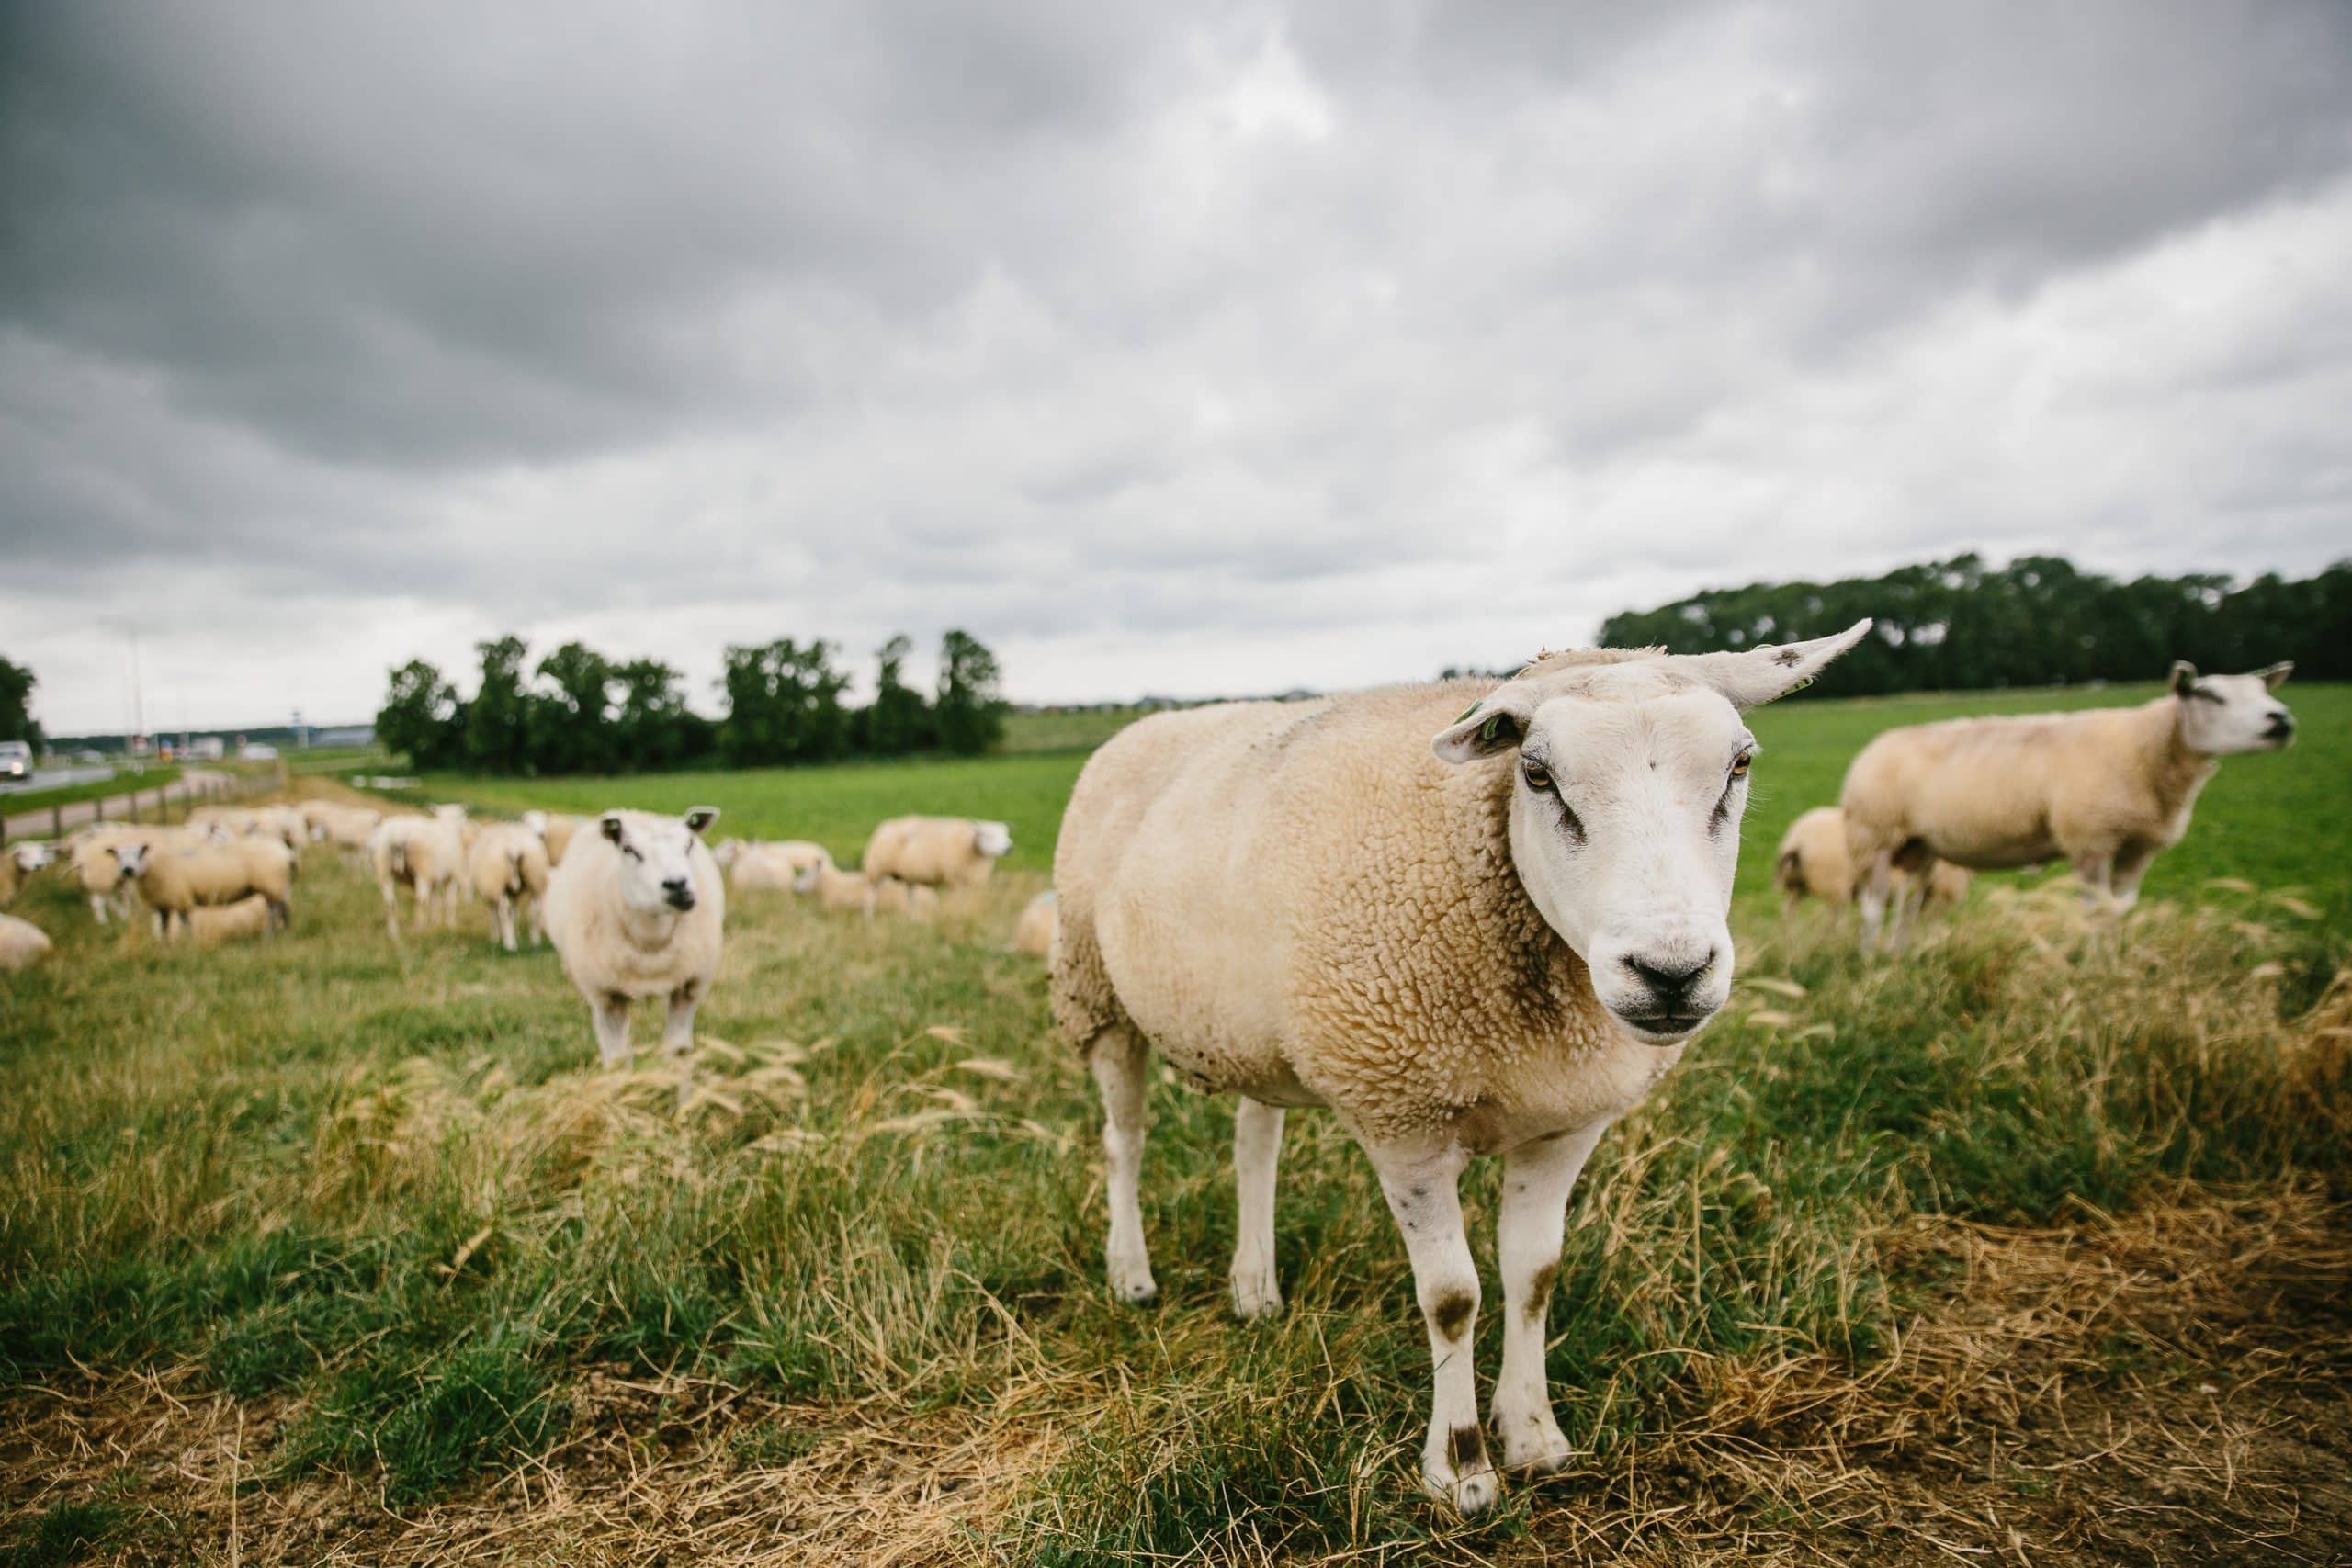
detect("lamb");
top-left (1051, 622), bottom-right (1870, 1513)
top-left (466, 823), bottom-right (552, 953)
top-left (368, 806), bottom-right (469, 938)
top-left (716, 839), bottom-right (833, 892)
top-left (0, 913), bottom-right (51, 973)
top-left (1840, 661), bottom-right (2296, 945)
top-left (1773, 806), bottom-right (1970, 917)
top-left (1, 841), bottom-right (54, 908)
top-left (794, 862), bottom-right (877, 916)
top-left (120, 835), bottom-right (297, 941)
top-left (189, 894), bottom-right (276, 946)
top-left (860, 816), bottom-right (1012, 888)
top-left (1012, 889), bottom-right (1057, 958)
top-left (873, 875), bottom-right (939, 920)
top-left (522, 810), bottom-right (585, 866)
top-left (542, 807), bottom-right (725, 1089)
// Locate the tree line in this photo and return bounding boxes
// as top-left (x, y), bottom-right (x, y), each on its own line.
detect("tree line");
top-left (0, 655), bottom-right (38, 750)
top-left (376, 629), bottom-right (1006, 774)
top-left (1597, 555), bottom-right (2352, 697)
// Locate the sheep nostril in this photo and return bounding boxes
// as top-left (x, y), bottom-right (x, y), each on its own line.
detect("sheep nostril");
top-left (1623, 951), bottom-right (1714, 999)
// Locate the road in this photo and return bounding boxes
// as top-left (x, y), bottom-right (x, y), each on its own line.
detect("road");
top-left (0, 768), bottom-right (234, 843)
top-left (0, 763), bottom-right (118, 795)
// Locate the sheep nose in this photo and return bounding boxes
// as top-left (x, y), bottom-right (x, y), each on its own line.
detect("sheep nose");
top-left (662, 877), bottom-right (695, 909)
top-left (1623, 950), bottom-right (1715, 1004)
top-left (2264, 712), bottom-right (2295, 739)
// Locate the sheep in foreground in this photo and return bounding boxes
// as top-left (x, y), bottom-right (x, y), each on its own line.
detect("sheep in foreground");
top-left (522, 810), bottom-right (585, 866)
top-left (860, 816), bottom-right (1012, 888)
top-left (716, 838), bottom-right (833, 892)
top-left (0, 913), bottom-right (51, 973)
top-left (120, 836), bottom-right (297, 941)
top-left (794, 862), bottom-right (876, 916)
top-left (1840, 661), bottom-right (2296, 945)
top-left (543, 807), bottom-right (724, 1089)
top-left (368, 807), bottom-right (469, 938)
top-left (1051, 623), bottom-right (1870, 1513)
top-left (1773, 806), bottom-right (1970, 917)
top-left (1012, 889), bottom-right (1057, 958)
top-left (1, 841), bottom-right (55, 908)
top-left (466, 823), bottom-right (552, 952)
top-left (72, 826), bottom-right (218, 923)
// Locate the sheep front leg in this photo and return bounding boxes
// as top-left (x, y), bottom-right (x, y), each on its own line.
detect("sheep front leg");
top-left (592, 993), bottom-right (633, 1069)
top-left (90, 893), bottom-right (111, 925)
top-left (1087, 1026), bottom-right (1158, 1305)
top-left (1229, 1098), bottom-right (1285, 1321)
top-left (662, 982), bottom-right (700, 1107)
top-left (1492, 1120), bottom-right (1610, 1475)
top-left (496, 898), bottom-right (518, 953)
top-left (1857, 852), bottom-right (1895, 949)
top-left (2109, 841), bottom-right (2157, 918)
top-left (1365, 1140), bottom-right (1495, 1514)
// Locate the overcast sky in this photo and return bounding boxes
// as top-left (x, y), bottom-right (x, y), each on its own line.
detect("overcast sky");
top-left (4, 1), bottom-right (2349, 734)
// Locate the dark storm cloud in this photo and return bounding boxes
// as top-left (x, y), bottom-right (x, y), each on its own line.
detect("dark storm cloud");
top-left (3, 0), bottom-right (2350, 730)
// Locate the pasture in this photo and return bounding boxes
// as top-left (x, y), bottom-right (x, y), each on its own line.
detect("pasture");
top-left (2, 682), bottom-right (2346, 1564)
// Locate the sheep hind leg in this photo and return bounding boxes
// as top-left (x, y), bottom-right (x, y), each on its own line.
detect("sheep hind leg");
top-left (662, 982), bottom-right (700, 1109)
top-left (1363, 1139), bottom-right (1495, 1515)
top-left (1229, 1098), bottom-right (1285, 1322)
top-left (1087, 1026), bottom-right (1158, 1306)
top-left (1857, 850), bottom-right (1897, 950)
top-left (592, 994), bottom-right (633, 1070)
top-left (1492, 1119), bottom-right (1610, 1475)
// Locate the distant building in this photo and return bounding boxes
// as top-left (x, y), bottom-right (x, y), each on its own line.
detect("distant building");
top-left (311, 726), bottom-right (376, 747)
top-left (185, 736), bottom-right (226, 761)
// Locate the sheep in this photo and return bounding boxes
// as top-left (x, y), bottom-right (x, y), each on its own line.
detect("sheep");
top-left (300, 800), bottom-right (384, 853)
top-left (368, 806), bottom-right (469, 938)
top-left (120, 835), bottom-right (297, 941)
top-left (873, 875), bottom-right (939, 920)
top-left (71, 825), bottom-right (219, 923)
top-left (0, 913), bottom-right (51, 973)
top-left (717, 839), bottom-right (833, 892)
top-left (523, 810), bottom-right (585, 866)
top-left (542, 807), bottom-right (724, 1092)
top-left (795, 861), bottom-right (877, 916)
top-left (1773, 806), bottom-right (1970, 918)
top-left (1, 841), bottom-right (55, 908)
top-left (189, 894), bottom-right (275, 947)
top-left (1051, 623), bottom-right (1870, 1513)
top-left (860, 816), bottom-right (1012, 889)
top-left (189, 804), bottom-right (303, 850)
top-left (467, 823), bottom-right (552, 953)
top-left (1012, 889), bottom-right (1057, 958)
top-left (1841, 661), bottom-right (2297, 945)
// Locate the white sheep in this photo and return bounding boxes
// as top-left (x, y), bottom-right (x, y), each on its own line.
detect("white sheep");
top-left (794, 861), bottom-right (876, 916)
top-left (189, 804), bottom-right (303, 850)
top-left (1, 840), bottom-right (55, 908)
top-left (1051, 623), bottom-right (1869, 1512)
top-left (522, 809), bottom-right (585, 866)
top-left (717, 838), bottom-right (833, 892)
top-left (1012, 889), bottom-right (1057, 958)
top-left (466, 822), bottom-right (552, 953)
top-left (860, 816), bottom-right (1012, 888)
top-left (873, 875), bottom-right (939, 920)
top-left (0, 912), bottom-right (51, 973)
top-left (300, 800), bottom-right (384, 853)
top-left (71, 825), bottom-right (220, 923)
top-left (1840, 661), bottom-right (2295, 944)
top-left (119, 835), bottom-right (297, 941)
top-left (1773, 806), bottom-right (1970, 918)
top-left (368, 806), bottom-right (469, 938)
top-left (189, 894), bottom-right (276, 947)
top-left (542, 807), bottom-right (725, 1089)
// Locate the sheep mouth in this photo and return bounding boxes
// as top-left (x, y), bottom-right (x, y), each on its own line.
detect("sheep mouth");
top-left (1610, 1006), bottom-right (1713, 1042)
top-left (663, 892), bottom-right (697, 912)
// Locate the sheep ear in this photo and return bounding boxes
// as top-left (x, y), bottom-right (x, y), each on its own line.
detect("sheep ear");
top-left (683, 807), bottom-right (719, 836)
top-left (2253, 661), bottom-right (2292, 692)
top-left (599, 814), bottom-right (626, 846)
top-left (1431, 684), bottom-right (1539, 763)
top-left (1673, 618), bottom-right (1873, 711)
top-left (2169, 660), bottom-right (2199, 697)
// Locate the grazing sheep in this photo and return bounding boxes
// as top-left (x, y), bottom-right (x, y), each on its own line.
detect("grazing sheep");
top-left (1012, 889), bottom-right (1057, 958)
top-left (873, 876), bottom-right (939, 920)
top-left (523, 810), bottom-right (585, 866)
top-left (72, 825), bottom-right (218, 923)
top-left (1052, 623), bottom-right (1869, 1513)
top-left (543, 807), bottom-right (725, 1089)
top-left (190, 804), bottom-right (303, 850)
top-left (467, 823), bottom-right (552, 953)
top-left (1, 841), bottom-right (55, 908)
top-left (717, 839), bottom-right (833, 892)
top-left (0, 913), bottom-right (51, 973)
top-left (1841, 661), bottom-right (2296, 944)
top-left (368, 806), bottom-right (469, 938)
top-left (189, 894), bottom-right (276, 947)
top-left (1773, 806), bottom-right (1971, 917)
top-left (860, 816), bottom-right (1012, 889)
top-left (120, 835), bottom-right (297, 941)
top-left (795, 862), bottom-right (877, 916)
top-left (300, 800), bottom-right (384, 853)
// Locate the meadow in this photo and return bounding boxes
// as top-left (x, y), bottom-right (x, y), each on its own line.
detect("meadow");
top-left (1, 682), bottom-right (2346, 1564)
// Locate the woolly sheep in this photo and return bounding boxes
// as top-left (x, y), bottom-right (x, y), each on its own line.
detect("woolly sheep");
top-left (522, 810), bottom-right (585, 866)
top-left (717, 839), bottom-right (833, 892)
top-left (1012, 889), bottom-right (1057, 958)
top-left (543, 807), bottom-right (725, 1087)
top-left (189, 804), bottom-right (303, 850)
top-left (860, 816), bottom-right (1012, 888)
top-left (300, 800), bottom-right (384, 852)
top-left (1051, 624), bottom-right (1869, 1513)
top-left (0, 913), bottom-right (51, 973)
top-left (872, 876), bottom-right (939, 920)
top-left (72, 825), bottom-right (218, 923)
top-left (794, 862), bottom-right (876, 916)
top-left (1, 841), bottom-right (55, 908)
top-left (1773, 807), bottom-right (1970, 917)
top-left (368, 806), bottom-right (469, 938)
top-left (466, 823), bottom-right (552, 953)
top-left (120, 835), bottom-right (297, 941)
top-left (1840, 661), bottom-right (2296, 945)
top-left (189, 894), bottom-right (275, 947)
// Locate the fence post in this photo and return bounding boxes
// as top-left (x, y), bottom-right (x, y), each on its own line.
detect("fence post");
top-left (52, 805), bottom-right (63, 838)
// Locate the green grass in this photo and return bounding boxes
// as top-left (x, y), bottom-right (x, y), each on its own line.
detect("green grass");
top-left (1, 681), bottom-right (2346, 1559)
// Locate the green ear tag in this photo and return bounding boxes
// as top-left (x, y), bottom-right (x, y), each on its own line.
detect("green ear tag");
top-left (1453, 701), bottom-right (1481, 724)
top-left (1480, 714), bottom-right (1504, 743)
top-left (1789, 674), bottom-right (1814, 694)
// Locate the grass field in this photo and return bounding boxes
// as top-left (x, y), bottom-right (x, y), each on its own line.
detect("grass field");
top-left (2, 682), bottom-right (2347, 1563)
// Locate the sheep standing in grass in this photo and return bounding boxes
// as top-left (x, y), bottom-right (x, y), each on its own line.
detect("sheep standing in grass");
top-left (72, 826), bottom-right (216, 923)
top-left (1774, 806), bottom-right (1970, 917)
top-left (861, 816), bottom-right (1012, 888)
top-left (467, 823), bottom-right (552, 952)
top-left (872, 876), bottom-right (939, 920)
top-left (1, 841), bottom-right (54, 908)
top-left (121, 836), bottom-right (297, 941)
top-left (717, 839), bottom-right (832, 892)
top-left (0, 913), bottom-right (51, 973)
top-left (300, 800), bottom-right (383, 854)
top-left (523, 810), bottom-right (585, 867)
top-left (543, 808), bottom-right (724, 1085)
top-left (795, 862), bottom-right (876, 916)
top-left (1841, 662), bottom-right (2296, 945)
top-left (1052, 623), bottom-right (1869, 1512)
top-left (1012, 890), bottom-right (1057, 958)
top-left (189, 895), bottom-right (275, 946)
top-left (368, 807), bottom-right (469, 938)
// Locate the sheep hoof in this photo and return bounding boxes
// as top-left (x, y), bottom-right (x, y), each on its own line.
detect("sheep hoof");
top-left (1107, 1264), bottom-right (1158, 1307)
top-left (1229, 1274), bottom-right (1283, 1323)
top-left (1422, 1457), bottom-right (1499, 1516)
top-left (1498, 1416), bottom-right (1573, 1475)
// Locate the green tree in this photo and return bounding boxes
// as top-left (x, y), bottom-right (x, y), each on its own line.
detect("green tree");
top-left (0, 655), bottom-right (40, 751)
top-left (866, 633), bottom-right (933, 755)
top-left (718, 638), bottom-right (851, 766)
top-left (611, 658), bottom-right (707, 771)
top-left (532, 641), bottom-right (616, 774)
top-left (934, 628), bottom-right (1006, 756)
top-left (464, 636), bottom-right (535, 775)
top-left (376, 659), bottom-right (461, 768)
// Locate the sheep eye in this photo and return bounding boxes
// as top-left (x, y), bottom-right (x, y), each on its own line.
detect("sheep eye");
top-left (1729, 750), bottom-right (1753, 778)
top-left (1522, 761), bottom-right (1553, 791)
